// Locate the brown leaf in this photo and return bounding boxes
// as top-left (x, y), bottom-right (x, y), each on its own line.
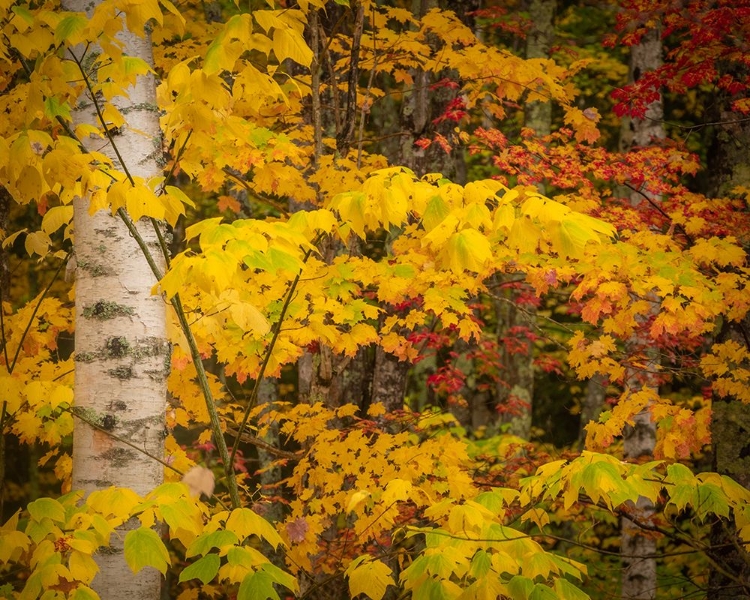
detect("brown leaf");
top-left (182, 466), bottom-right (215, 498)
top-left (286, 517), bottom-right (309, 543)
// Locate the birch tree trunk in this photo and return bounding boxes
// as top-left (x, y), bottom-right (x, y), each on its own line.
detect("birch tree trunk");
top-left (64, 2), bottom-right (168, 598)
top-left (619, 27), bottom-right (664, 600)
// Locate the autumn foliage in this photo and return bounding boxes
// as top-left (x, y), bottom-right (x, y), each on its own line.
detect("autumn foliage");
top-left (1, 0), bottom-right (750, 599)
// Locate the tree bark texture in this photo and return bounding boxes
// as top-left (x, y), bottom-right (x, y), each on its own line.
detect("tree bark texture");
top-left (619, 26), bottom-right (664, 600)
top-left (63, 3), bottom-right (168, 598)
top-left (707, 65), bottom-right (750, 599)
top-left (0, 186), bottom-right (10, 513)
top-left (579, 373), bottom-right (606, 449)
top-left (493, 288), bottom-right (534, 438)
top-left (524, 0), bottom-right (555, 140)
top-left (492, 0), bottom-right (555, 438)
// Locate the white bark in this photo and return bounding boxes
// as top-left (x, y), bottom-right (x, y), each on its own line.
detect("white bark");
top-left (63, 4), bottom-right (167, 598)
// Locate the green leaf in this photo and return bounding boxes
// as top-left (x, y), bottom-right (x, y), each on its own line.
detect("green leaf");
top-left (259, 563), bottom-right (297, 594)
top-left (179, 554), bottom-right (220, 585)
top-left (696, 483), bottom-right (730, 520)
top-left (529, 583), bottom-right (559, 600)
top-left (474, 490), bottom-right (505, 513)
top-left (553, 578), bottom-right (590, 600)
top-left (469, 549), bottom-right (491, 579)
top-left (159, 499), bottom-right (201, 537)
top-left (237, 570), bottom-right (279, 600)
top-left (186, 530), bottom-right (239, 558)
top-left (506, 575), bottom-right (534, 600)
top-left (227, 544), bottom-right (270, 570)
top-left (580, 461), bottom-right (631, 508)
top-left (54, 14), bottom-right (87, 44)
top-left (124, 527), bottom-right (170, 575)
top-left (121, 56), bottom-right (152, 77)
top-left (422, 195), bottom-right (450, 232)
top-left (226, 508), bottom-right (284, 549)
top-left (11, 6), bottom-right (34, 24)
top-left (27, 498), bottom-right (66, 523)
top-left (666, 463), bottom-right (695, 485)
top-left (523, 552), bottom-right (559, 580)
top-left (44, 97), bottom-right (72, 122)
top-left (69, 585), bottom-right (100, 600)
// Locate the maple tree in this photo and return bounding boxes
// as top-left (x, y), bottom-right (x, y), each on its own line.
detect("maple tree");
top-left (1, 0), bottom-right (750, 599)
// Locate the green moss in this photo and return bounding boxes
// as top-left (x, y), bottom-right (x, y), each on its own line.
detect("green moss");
top-left (105, 336), bottom-right (130, 358)
top-left (76, 260), bottom-right (112, 277)
top-left (100, 447), bottom-right (136, 467)
top-left (83, 301), bottom-right (135, 321)
top-left (131, 336), bottom-right (168, 359)
top-left (121, 102), bottom-right (160, 114)
top-left (108, 365), bottom-right (134, 380)
top-left (75, 351), bottom-right (96, 363)
top-left (73, 407), bottom-right (116, 430)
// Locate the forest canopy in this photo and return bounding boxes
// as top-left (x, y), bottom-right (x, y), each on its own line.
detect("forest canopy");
top-left (1, 0), bottom-right (749, 599)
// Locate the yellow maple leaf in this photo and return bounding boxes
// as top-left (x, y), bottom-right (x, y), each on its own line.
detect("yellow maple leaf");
top-left (345, 556), bottom-right (394, 600)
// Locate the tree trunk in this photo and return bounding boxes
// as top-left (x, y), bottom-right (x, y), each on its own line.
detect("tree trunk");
top-left (524, 0), bottom-right (555, 140)
top-left (619, 26), bottom-right (664, 600)
top-left (492, 0), bottom-right (554, 439)
top-left (0, 187), bottom-right (10, 514)
top-left (493, 288), bottom-right (534, 438)
top-left (579, 373), bottom-right (606, 449)
top-left (64, 4), bottom-right (168, 598)
top-left (0, 188), bottom-right (9, 296)
top-left (707, 68), bottom-right (750, 599)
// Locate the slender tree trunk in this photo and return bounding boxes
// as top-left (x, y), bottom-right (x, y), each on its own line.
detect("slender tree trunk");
top-left (579, 373), bottom-right (607, 449)
top-left (524, 0), bottom-right (555, 140)
top-left (493, 288), bottom-right (534, 438)
top-left (64, 3), bottom-right (168, 598)
top-left (0, 187), bottom-right (10, 515)
top-left (707, 70), bottom-right (750, 599)
top-left (399, 0), bottom-right (433, 176)
top-left (493, 0), bottom-right (554, 439)
top-left (0, 188), bottom-right (9, 296)
top-left (619, 27), bottom-right (664, 600)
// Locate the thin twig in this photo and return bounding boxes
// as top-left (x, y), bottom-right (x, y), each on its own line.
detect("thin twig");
top-left (225, 426), bottom-right (304, 460)
top-left (68, 45), bottom-right (242, 507)
top-left (8, 255), bottom-right (69, 375)
top-left (356, 3), bottom-right (378, 169)
top-left (229, 234), bottom-right (324, 466)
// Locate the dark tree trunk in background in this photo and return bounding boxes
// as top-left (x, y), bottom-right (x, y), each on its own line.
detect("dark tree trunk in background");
top-left (707, 69), bottom-right (750, 599)
top-left (619, 26), bottom-right (664, 600)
